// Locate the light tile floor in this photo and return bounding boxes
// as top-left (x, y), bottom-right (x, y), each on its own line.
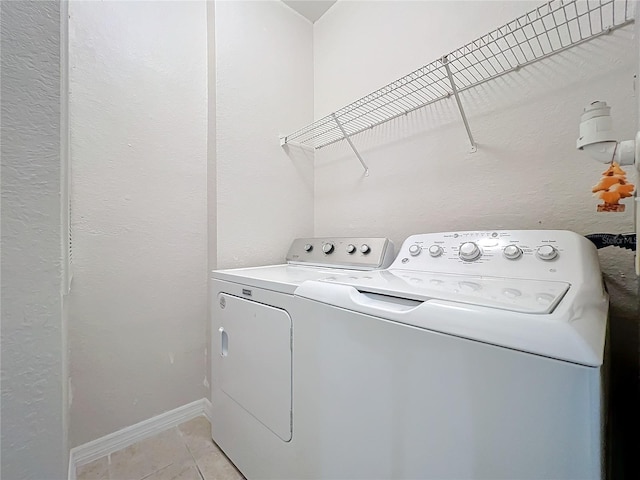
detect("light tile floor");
top-left (76, 416), bottom-right (244, 480)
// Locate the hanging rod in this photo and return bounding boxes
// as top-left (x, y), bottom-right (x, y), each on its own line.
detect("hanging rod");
top-left (281, 0), bottom-right (634, 152)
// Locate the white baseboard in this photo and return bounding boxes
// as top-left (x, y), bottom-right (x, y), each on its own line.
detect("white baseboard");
top-left (203, 397), bottom-right (213, 423)
top-left (69, 397), bottom-right (212, 480)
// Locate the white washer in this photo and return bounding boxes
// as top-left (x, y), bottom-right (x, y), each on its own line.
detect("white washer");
top-left (210, 237), bottom-right (395, 478)
top-left (295, 230), bottom-right (609, 479)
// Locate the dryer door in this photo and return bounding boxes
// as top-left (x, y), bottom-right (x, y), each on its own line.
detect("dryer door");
top-left (217, 293), bottom-right (292, 441)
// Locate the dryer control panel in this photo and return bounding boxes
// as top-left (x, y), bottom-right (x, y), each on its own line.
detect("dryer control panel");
top-left (392, 230), bottom-right (601, 282)
top-left (286, 237), bottom-right (395, 270)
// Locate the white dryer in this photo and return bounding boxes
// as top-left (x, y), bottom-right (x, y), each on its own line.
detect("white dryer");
top-left (210, 237), bottom-right (395, 479)
top-left (295, 230), bottom-right (609, 479)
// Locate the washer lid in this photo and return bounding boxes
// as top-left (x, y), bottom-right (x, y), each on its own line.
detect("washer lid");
top-left (212, 264), bottom-right (354, 295)
top-left (318, 269), bottom-right (570, 314)
top-left (295, 273), bottom-right (608, 366)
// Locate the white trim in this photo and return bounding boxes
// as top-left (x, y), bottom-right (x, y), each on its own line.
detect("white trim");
top-left (69, 398), bottom-right (210, 479)
top-left (68, 449), bottom-right (77, 480)
top-left (203, 397), bottom-right (213, 422)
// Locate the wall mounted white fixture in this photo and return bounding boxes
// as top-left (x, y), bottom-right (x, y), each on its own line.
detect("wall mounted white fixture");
top-left (577, 101), bottom-right (639, 166)
top-left (576, 100), bottom-right (640, 275)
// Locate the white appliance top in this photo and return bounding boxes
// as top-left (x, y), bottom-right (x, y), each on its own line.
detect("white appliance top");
top-left (296, 230), bottom-right (609, 366)
top-left (318, 270), bottom-right (570, 314)
top-left (211, 237), bottom-right (395, 295)
top-left (212, 264), bottom-right (354, 295)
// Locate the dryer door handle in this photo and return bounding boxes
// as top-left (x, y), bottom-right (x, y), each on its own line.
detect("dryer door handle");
top-left (219, 327), bottom-right (228, 357)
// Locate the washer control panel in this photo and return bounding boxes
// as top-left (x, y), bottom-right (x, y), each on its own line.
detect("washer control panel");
top-left (286, 237), bottom-right (395, 270)
top-left (392, 230), bottom-right (598, 282)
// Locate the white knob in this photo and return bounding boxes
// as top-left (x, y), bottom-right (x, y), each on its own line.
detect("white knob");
top-left (503, 244), bottom-right (522, 260)
top-left (304, 244), bottom-right (313, 252)
top-left (360, 244), bottom-right (371, 254)
top-left (346, 244), bottom-right (356, 254)
top-left (536, 245), bottom-right (558, 261)
top-left (322, 243), bottom-right (334, 254)
top-left (428, 245), bottom-right (443, 257)
top-left (459, 242), bottom-right (481, 261)
top-left (408, 244), bottom-right (421, 256)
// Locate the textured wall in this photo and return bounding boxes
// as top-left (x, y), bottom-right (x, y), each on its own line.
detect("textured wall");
top-left (1, 1), bottom-right (68, 477)
top-left (67, 1), bottom-right (208, 447)
top-left (215, 0), bottom-right (314, 269)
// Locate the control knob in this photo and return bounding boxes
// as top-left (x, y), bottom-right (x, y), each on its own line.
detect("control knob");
top-left (322, 243), bottom-right (335, 254)
top-left (428, 245), bottom-right (444, 257)
top-left (346, 244), bottom-right (356, 254)
top-left (459, 242), bottom-right (481, 261)
top-left (503, 244), bottom-right (522, 260)
top-left (360, 244), bottom-right (371, 254)
top-left (536, 245), bottom-right (558, 261)
top-left (408, 244), bottom-right (422, 256)
top-left (304, 244), bottom-right (313, 252)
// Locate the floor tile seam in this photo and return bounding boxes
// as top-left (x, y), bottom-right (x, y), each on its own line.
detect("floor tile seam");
top-left (177, 427), bottom-right (206, 480)
top-left (75, 455), bottom-right (109, 480)
top-left (108, 449), bottom-right (173, 480)
top-left (190, 445), bottom-right (221, 480)
top-left (149, 426), bottom-right (189, 475)
top-left (176, 424), bottom-right (196, 460)
top-left (138, 461), bottom-right (176, 480)
top-left (194, 461), bottom-right (206, 480)
top-left (187, 446), bottom-right (206, 480)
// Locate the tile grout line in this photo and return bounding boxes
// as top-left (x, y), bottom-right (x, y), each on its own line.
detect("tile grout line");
top-left (177, 423), bottom-right (205, 480)
top-left (194, 462), bottom-right (206, 480)
top-left (138, 460), bottom-right (178, 480)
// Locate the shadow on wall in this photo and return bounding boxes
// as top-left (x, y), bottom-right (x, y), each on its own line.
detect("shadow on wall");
top-left (282, 143), bottom-right (315, 195)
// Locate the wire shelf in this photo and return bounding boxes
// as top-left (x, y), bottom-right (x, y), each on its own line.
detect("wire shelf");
top-left (282, 0), bottom-right (634, 151)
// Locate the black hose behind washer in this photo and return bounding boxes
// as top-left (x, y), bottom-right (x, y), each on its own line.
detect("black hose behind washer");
top-left (585, 233), bottom-right (636, 251)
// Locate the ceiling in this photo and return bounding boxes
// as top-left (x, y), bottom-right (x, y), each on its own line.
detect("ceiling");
top-left (282, 1), bottom-right (337, 23)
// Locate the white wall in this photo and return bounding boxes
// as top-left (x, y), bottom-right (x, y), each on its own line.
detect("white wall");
top-left (68, 1), bottom-right (208, 447)
top-left (65, 0), bottom-right (313, 448)
top-left (215, 0), bottom-right (314, 269)
top-left (313, 1), bottom-right (638, 314)
top-left (1, 1), bottom-right (68, 477)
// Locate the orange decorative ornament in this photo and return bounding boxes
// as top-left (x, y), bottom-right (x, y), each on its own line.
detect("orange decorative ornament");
top-left (592, 162), bottom-right (635, 212)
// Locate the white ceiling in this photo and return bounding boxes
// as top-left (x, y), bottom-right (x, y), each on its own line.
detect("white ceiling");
top-left (282, 1), bottom-right (337, 23)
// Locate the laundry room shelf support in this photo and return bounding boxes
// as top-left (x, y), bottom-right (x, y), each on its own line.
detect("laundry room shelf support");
top-left (279, 137), bottom-right (315, 152)
top-left (331, 113), bottom-right (370, 176)
top-left (280, 0), bottom-right (634, 161)
top-left (441, 55), bottom-right (477, 153)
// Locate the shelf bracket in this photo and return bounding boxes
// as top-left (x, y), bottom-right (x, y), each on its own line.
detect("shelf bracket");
top-left (332, 112), bottom-right (370, 176)
top-left (441, 55), bottom-right (477, 153)
top-left (280, 136), bottom-right (315, 152)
